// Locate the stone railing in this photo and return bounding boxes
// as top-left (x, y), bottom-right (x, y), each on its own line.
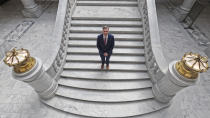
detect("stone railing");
top-left (138, 0), bottom-right (168, 83)
top-left (46, 0), bottom-right (76, 80)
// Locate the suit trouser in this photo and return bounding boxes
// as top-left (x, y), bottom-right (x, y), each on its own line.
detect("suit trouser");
top-left (99, 53), bottom-right (111, 65)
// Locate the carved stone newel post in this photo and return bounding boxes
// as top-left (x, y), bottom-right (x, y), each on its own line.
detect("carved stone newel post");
top-left (4, 48), bottom-right (58, 99)
top-left (153, 52), bottom-right (208, 103)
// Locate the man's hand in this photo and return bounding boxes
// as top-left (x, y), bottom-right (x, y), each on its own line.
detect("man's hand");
top-left (104, 52), bottom-right (108, 57)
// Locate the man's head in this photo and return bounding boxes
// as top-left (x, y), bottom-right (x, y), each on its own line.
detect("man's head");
top-left (103, 26), bottom-right (109, 36)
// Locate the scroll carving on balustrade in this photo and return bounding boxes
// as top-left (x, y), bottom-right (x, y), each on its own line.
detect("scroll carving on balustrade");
top-left (138, 0), bottom-right (168, 83)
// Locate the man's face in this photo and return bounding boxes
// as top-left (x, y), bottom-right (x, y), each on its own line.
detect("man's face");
top-left (103, 28), bottom-right (109, 36)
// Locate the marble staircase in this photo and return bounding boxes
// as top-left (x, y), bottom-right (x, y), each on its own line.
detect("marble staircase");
top-left (42, 0), bottom-right (168, 117)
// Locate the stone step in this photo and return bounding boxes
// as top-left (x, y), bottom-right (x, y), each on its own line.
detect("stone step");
top-left (59, 77), bottom-right (152, 90)
top-left (68, 40), bottom-right (144, 48)
top-left (70, 20), bottom-right (143, 27)
top-left (72, 6), bottom-right (141, 21)
top-left (56, 86), bottom-right (154, 102)
top-left (72, 17), bottom-right (142, 21)
top-left (66, 54), bottom-right (145, 64)
top-left (69, 26), bottom-right (143, 34)
top-left (61, 70), bottom-right (150, 80)
top-left (77, 1), bottom-right (138, 7)
top-left (42, 96), bottom-right (168, 117)
top-left (78, 0), bottom-right (137, 1)
top-left (69, 33), bottom-right (144, 41)
top-left (67, 47), bottom-right (145, 56)
top-left (63, 62), bottom-right (147, 72)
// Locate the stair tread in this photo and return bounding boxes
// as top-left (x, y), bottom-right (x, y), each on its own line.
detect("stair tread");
top-left (72, 6), bottom-right (141, 20)
top-left (59, 77), bottom-right (152, 90)
top-left (56, 86), bottom-right (154, 102)
top-left (69, 26), bottom-right (143, 34)
top-left (68, 40), bottom-right (144, 48)
top-left (63, 62), bottom-right (147, 72)
top-left (69, 33), bottom-right (143, 40)
top-left (67, 47), bottom-right (145, 55)
top-left (71, 20), bottom-right (142, 27)
top-left (42, 96), bottom-right (168, 117)
top-left (77, 1), bottom-right (137, 3)
top-left (61, 70), bottom-right (150, 80)
top-left (77, 1), bottom-right (138, 6)
top-left (66, 54), bottom-right (145, 63)
top-left (77, 0), bottom-right (137, 1)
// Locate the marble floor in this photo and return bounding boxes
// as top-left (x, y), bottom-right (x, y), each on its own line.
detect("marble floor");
top-left (0, 0), bottom-right (209, 118)
top-left (0, 1), bottom-right (71, 118)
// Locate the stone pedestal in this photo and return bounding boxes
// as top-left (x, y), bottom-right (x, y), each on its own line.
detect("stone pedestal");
top-left (152, 61), bottom-right (198, 103)
top-left (12, 58), bottom-right (58, 99)
top-left (173, 0), bottom-right (196, 21)
top-left (20, 0), bottom-right (43, 18)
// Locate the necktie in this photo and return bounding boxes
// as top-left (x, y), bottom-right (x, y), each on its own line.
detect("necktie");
top-left (104, 36), bottom-right (107, 45)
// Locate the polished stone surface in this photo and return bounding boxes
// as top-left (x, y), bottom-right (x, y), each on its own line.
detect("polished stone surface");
top-left (56, 86), bottom-right (154, 102)
top-left (70, 26), bottom-right (143, 34)
top-left (77, 0), bottom-right (138, 6)
top-left (0, 0), bottom-right (61, 118)
top-left (43, 96), bottom-right (168, 118)
top-left (0, 0), bottom-right (210, 118)
top-left (71, 19), bottom-right (143, 27)
top-left (66, 54), bottom-right (146, 63)
top-left (61, 70), bottom-right (150, 80)
top-left (69, 33), bottom-right (144, 41)
top-left (72, 6), bottom-right (141, 19)
top-left (67, 47), bottom-right (145, 55)
top-left (58, 77), bottom-right (152, 90)
top-left (68, 40), bottom-right (145, 48)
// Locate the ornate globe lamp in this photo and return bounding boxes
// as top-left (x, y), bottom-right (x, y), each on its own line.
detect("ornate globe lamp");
top-left (153, 52), bottom-right (208, 103)
top-left (3, 48), bottom-right (58, 99)
top-left (4, 48), bottom-right (36, 73)
top-left (176, 52), bottom-right (208, 79)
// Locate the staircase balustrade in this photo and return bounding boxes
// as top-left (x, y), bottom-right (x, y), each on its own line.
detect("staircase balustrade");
top-left (138, 0), bottom-right (168, 83)
top-left (46, 0), bottom-right (76, 80)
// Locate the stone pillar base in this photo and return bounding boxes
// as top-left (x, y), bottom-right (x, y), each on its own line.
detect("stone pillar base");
top-left (12, 58), bottom-right (58, 99)
top-left (172, 0), bottom-right (196, 22)
top-left (152, 84), bottom-right (174, 103)
top-left (172, 7), bottom-right (189, 22)
top-left (22, 4), bottom-right (43, 18)
top-left (153, 61), bottom-right (198, 103)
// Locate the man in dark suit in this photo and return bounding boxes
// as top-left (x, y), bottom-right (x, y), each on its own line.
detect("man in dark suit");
top-left (97, 26), bottom-right (115, 70)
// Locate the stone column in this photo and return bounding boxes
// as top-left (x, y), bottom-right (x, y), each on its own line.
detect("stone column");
top-left (12, 58), bottom-right (58, 99)
top-left (153, 53), bottom-right (208, 103)
top-left (173, 0), bottom-right (196, 21)
top-left (4, 48), bottom-right (58, 99)
top-left (20, 0), bottom-right (43, 18)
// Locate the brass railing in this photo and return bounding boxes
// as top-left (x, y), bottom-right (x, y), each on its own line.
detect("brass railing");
top-left (138, 0), bottom-right (168, 83)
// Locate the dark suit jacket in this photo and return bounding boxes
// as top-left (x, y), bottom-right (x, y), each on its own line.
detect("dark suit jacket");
top-left (97, 33), bottom-right (115, 55)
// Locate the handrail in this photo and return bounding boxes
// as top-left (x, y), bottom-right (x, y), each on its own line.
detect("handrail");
top-left (46, 0), bottom-right (77, 80)
top-left (138, 0), bottom-right (168, 83)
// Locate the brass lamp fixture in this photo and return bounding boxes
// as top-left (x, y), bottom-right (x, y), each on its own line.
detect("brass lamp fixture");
top-left (4, 48), bottom-right (36, 73)
top-left (176, 52), bottom-right (208, 79)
